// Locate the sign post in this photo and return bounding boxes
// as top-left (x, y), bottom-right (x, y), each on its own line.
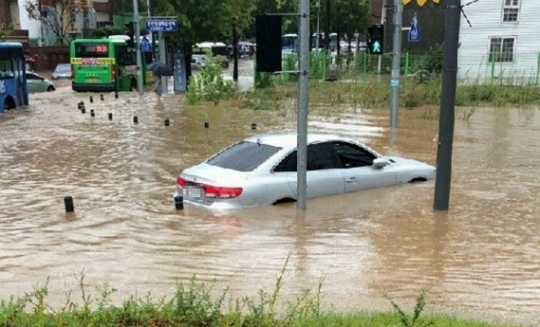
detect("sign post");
top-left (408, 13), bottom-right (420, 42)
top-left (145, 17), bottom-right (178, 95)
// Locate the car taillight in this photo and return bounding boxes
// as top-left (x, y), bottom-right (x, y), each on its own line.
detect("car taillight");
top-left (176, 176), bottom-right (186, 187)
top-left (176, 177), bottom-right (242, 198)
top-left (111, 65), bottom-right (116, 80)
top-left (203, 185), bottom-right (243, 198)
top-left (70, 65), bottom-right (74, 79)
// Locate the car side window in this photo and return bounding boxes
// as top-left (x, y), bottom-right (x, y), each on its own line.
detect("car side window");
top-left (26, 73), bottom-right (37, 80)
top-left (332, 141), bottom-right (376, 168)
top-left (273, 142), bottom-right (341, 172)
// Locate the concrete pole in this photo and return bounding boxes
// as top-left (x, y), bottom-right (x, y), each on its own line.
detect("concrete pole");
top-left (133, 0), bottom-right (143, 97)
top-left (389, 0), bottom-right (402, 129)
top-left (434, 0), bottom-right (461, 211)
top-left (297, 0), bottom-right (310, 211)
top-left (159, 31), bottom-right (167, 94)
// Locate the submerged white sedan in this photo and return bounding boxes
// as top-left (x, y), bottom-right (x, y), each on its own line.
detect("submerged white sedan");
top-left (174, 131), bottom-right (436, 210)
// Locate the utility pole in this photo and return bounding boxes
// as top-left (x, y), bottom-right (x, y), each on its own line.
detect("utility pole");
top-left (389, 0), bottom-right (402, 129)
top-left (434, 0), bottom-right (461, 211)
top-left (297, 0), bottom-right (310, 210)
top-left (133, 0), bottom-right (144, 97)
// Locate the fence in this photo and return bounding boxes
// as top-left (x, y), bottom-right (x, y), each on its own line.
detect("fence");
top-left (26, 46), bottom-right (69, 71)
top-left (256, 50), bottom-right (540, 87)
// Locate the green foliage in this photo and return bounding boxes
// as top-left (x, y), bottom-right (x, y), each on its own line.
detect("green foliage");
top-left (0, 23), bottom-right (14, 40)
top-left (388, 290), bottom-right (434, 327)
top-left (186, 56), bottom-right (235, 105)
top-left (91, 27), bottom-right (126, 38)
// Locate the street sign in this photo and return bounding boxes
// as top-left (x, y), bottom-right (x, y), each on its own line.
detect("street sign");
top-left (140, 35), bottom-right (152, 52)
top-left (408, 14), bottom-right (420, 42)
top-left (146, 18), bottom-right (178, 32)
top-left (402, 0), bottom-right (440, 6)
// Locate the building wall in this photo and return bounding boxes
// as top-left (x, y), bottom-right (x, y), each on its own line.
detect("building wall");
top-left (458, 0), bottom-right (540, 84)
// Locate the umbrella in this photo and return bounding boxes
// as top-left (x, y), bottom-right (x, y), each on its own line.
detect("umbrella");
top-left (147, 61), bottom-right (173, 77)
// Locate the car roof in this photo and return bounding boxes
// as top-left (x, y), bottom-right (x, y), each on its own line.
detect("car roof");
top-left (242, 130), bottom-right (354, 149)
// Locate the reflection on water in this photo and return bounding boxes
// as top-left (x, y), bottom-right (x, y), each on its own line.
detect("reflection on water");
top-left (1, 85), bottom-right (540, 325)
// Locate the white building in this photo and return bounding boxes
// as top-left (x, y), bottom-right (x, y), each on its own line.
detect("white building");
top-left (458, 0), bottom-right (540, 85)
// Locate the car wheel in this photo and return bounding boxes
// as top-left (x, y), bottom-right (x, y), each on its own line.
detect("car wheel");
top-left (130, 78), bottom-right (137, 91)
top-left (47, 85), bottom-right (55, 92)
top-left (409, 177), bottom-right (427, 183)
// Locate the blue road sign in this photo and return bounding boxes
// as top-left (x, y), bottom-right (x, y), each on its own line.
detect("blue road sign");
top-left (146, 19), bottom-right (178, 32)
top-left (140, 36), bottom-right (152, 52)
top-left (408, 14), bottom-right (420, 42)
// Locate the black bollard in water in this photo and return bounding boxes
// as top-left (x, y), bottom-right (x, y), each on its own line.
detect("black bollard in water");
top-left (77, 103), bottom-right (82, 110)
top-left (204, 122), bottom-right (209, 128)
top-left (133, 116), bottom-right (138, 124)
top-left (108, 113), bottom-right (113, 120)
top-left (115, 92), bottom-right (119, 99)
top-left (251, 123), bottom-right (257, 130)
top-left (64, 196), bottom-right (75, 213)
top-left (100, 94), bottom-right (104, 101)
top-left (81, 107), bottom-right (86, 114)
top-left (164, 118), bottom-right (170, 126)
top-left (89, 96), bottom-right (93, 103)
top-left (90, 109), bottom-right (95, 117)
top-left (174, 195), bottom-right (184, 210)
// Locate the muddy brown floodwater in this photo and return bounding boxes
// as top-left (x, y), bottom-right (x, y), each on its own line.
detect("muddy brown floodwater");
top-left (1, 76), bottom-right (540, 325)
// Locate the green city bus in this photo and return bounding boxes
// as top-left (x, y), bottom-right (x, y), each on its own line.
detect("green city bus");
top-left (71, 38), bottom-right (144, 92)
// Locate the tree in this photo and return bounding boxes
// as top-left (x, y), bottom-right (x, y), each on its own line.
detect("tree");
top-left (0, 23), bottom-right (14, 41)
top-left (24, 0), bottom-right (83, 45)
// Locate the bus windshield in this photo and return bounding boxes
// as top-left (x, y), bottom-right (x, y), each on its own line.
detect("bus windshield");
top-left (75, 43), bottom-right (110, 58)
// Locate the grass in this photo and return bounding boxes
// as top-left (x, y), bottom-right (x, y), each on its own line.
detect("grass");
top-left (214, 73), bottom-right (540, 118)
top-left (0, 262), bottom-right (531, 327)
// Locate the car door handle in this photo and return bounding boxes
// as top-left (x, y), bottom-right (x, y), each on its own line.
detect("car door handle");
top-left (346, 177), bottom-right (358, 183)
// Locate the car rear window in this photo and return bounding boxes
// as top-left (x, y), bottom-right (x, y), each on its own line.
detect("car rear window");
top-left (206, 141), bottom-right (281, 172)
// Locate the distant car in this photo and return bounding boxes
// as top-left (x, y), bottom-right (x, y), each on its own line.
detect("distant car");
top-left (191, 56), bottom-right (207, 70)
top-left (173, 131), bottom-right (436, 210)
top-left (51, 63), bottom-right (71, 80)
top-left (26, 72), bottom-right (55, 93)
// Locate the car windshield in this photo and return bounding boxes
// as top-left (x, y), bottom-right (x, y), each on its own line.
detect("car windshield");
top-left (206, 141), bottom-right (281, 172)
top-left (54, 64), bottom-right (70, 73)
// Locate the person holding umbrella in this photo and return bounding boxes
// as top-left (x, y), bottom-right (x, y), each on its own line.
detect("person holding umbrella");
top-left (147, 60), bottom-right (173, 95)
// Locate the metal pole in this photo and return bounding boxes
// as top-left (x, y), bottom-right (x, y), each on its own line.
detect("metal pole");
top-left (159, 31), bottom-right (167, 94)
top-left (389, 0), bottom-right (402, 129)
top-left (434, 0), bottom-right (461, 211)
top-left (377, 0), bottom-right (388, 74)
top-left (133, 0), bottom-right (143, 97)
top-left (315, 0), bottom-right (320, 50)
top-left (233, 23), bottom-right (238, 82)
top-left (297, 0), bottom-right (310, 211)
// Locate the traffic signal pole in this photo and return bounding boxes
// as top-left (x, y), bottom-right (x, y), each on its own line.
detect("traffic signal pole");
top-left (389, 0), bottom-right (403, 129)
top-left (377, 0), bottom-right (388, 74)
top-left (434, 0), bottom-right (461, 211)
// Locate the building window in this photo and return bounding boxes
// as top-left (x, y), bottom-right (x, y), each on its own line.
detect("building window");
top-left (502, 0), bottom-right (520, 22)
top-left (489, 37), bottom-right (515, 62)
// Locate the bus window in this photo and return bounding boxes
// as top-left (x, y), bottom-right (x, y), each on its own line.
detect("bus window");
top-left (75, 43), bottom-right (110, 58)
top-left (0, 59), bottom-right (14, 79)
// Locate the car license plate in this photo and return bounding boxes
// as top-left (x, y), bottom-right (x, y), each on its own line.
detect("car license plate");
top-left (87, 78), bottom-right (97, 83)
top-left (183, 186), bottom-right (204, 201)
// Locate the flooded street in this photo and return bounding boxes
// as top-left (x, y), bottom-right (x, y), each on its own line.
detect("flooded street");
top-left (1, 77), bottom-right (540, 325)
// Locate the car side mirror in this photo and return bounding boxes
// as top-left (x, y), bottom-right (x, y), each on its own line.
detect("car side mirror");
top-left (372, 158), bottom-right (388, 169)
